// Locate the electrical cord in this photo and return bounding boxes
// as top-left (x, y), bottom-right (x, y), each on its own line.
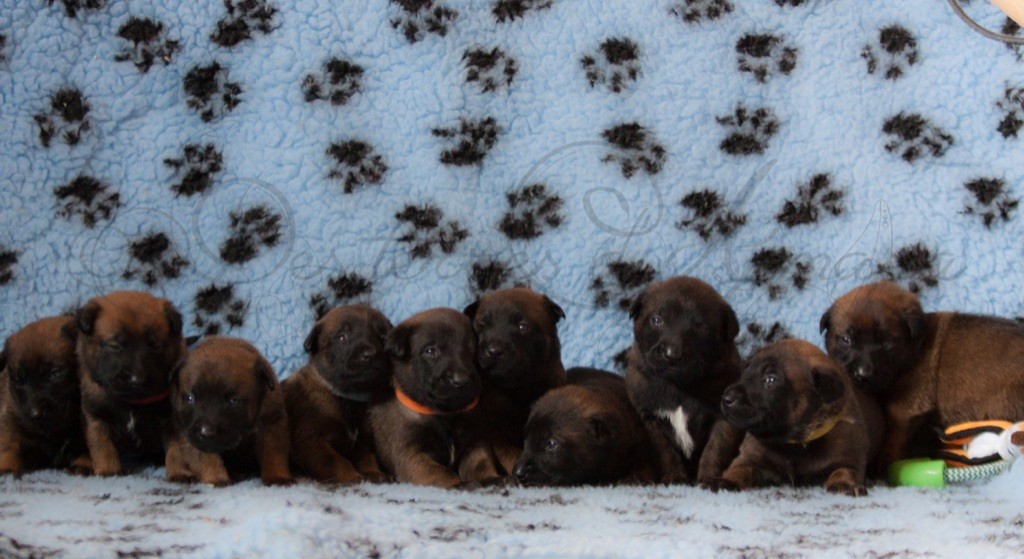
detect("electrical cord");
top-left (947, 0), bottom-right (1024, 44)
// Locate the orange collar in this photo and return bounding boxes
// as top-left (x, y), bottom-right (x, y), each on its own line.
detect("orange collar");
top-left (123, 390), bottom-right (171, 406)
top-left (394, 386), bottom-right (478, 416)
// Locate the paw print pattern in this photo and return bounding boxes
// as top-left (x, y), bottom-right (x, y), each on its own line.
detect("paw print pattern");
top-left (861, 25), bottom-right (919, 80)
top-left (751, 247), bottom-right (811, 300)
top-left (114, 17), bottom-right (179, 72)
top-left (194, 283), bottom-right (246, 336)
top-left (776, 173), bottom-right (844, 228)
top-left (582, 37), bottom-right (640, 93)
top-left (1003, 19), bottom-right (1023, 61)
top-left (717, 104), bottom-right (780, 156)
top-left (34, 88), bottom-right (91, 148)
top-left (774, 0), bottom-right (805, 5)
top-left (326, 140), bottom-right (388, 194)
top-left (882, 112), bottom-right (954, 163)
top-left (677, 189), bottom-right (747, 241)
top-left (600, 123), bottom-right (666, 178)
top-left (470, 259), bottom-right (528, 295)
top-left (736, 33), bottom-right (797, 83)
top-left (737, 322), bottom-right (792, 357)
top-left (395, 204), bottom-right (469, 258)
top-left (390, 0), bottom-right (458, 44)
top-left (122, 232), bottom-right (190, 287)
top-left (309, 271), bottom-right (373, 318)
top-left (432, 117), bottom-right (500, 166)
top-left (46, 0), bottom-right (104, 17)
top-left (53, 175), bottom-right (121, 228)
top-left (303, 58), bottom-right (363, 105)
top-left (464, 48), bottom-right (517, 93)
top-left (164, 143), bottom-right (224, 197)
top-left (962, 178), bottom-right (1018, 227)
top-left (590, 259), bottom-right (657, 311)
top-left (0, 246), bottom-right (18, 286)
top-left (997, 85), bottom-right (1024, 139)
top-left (877, 243), bottom-right (939, 294)
top-left (498, 184), bottom-right (564, 240)
top-left (669, 0), bottom-right (734, 24)
top-left (611, 346), bottom-right (631, 373)
top-left (183, 62), bottom-right (242, 123)
top-left (492, 0), bottom-right (553, 22)
top-left (219, 206), bottom-right (283, 264)
top-left (0, 34), bottom-right (7, 64)
top-left (211, 0), bottom-right (278, 48)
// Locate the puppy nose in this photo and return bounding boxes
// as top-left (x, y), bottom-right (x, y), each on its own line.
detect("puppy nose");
top-left (199, 424), bottom-right (218, 438)
top-left (357, 346), bottom-right (377, 362)
top-left (721, 389), bottom-right (741, 409)
top-left (129, 373), bottom-right (145, 387)
top-left (27, 406), bottom-right (43, 420)
top-left (484, 343), bottom-right (503, 358)
top-left (662, 344), bottom-right (681, 361)
top-left (449, 371), bottom-right (470, 388)
top-left (512, 460), bottom-right (533, 481)
top-left (854, 366), bottom-right (871, 380)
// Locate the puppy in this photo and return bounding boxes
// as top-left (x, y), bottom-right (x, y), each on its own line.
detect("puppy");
top-left (75, 291), bottom-right (185, 476)
top-left (624, 276), bottom-right (745, 485)
top-left (0, 316), bottom-right (86, 476)
top-left (717, 339), bottom-right (883, 496)
top-left (821, 281), bottom-right (1024, 471)
top-left (513, 368), bottom-right (659, 486)
top-left (167, 336), bottom-right (291, 486)
top-left (464, 287), bottom-right (567, 472)
top-left (367, 308), bottom-right (501, 488)
top-left (283, 305), bottom-right (392, 484)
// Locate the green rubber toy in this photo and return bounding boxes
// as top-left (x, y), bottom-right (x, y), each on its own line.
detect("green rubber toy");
top-left (888, 458), bottom-right (1013, 488)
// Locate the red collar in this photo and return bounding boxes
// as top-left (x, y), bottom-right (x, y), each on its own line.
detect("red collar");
top-left (394, 386), bottom-right (478, 416)
top-left (123, 390), bottom-right (171, 406)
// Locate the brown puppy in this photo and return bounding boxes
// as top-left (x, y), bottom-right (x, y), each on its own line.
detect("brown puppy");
top-left (624, 276), bottom-right (745, 485)
top-left (367, 308), bottom-right (501, 488)
top-left (820, 281), bottom-right (1024, 471)
top-left (716, 339), bottom-right (883, 496)
top-left (283, 305), bottom-right (392, 484)
top-left (513, 368), bottom-right (659, 486)
top-left (167, 336), bottom-right (291, 486)
top-left (0, 316), bottom-right (85, 476)
top-left (464, 288), bottom-right (567, 472)
top-left (75, 291), bottom-right (185, 476)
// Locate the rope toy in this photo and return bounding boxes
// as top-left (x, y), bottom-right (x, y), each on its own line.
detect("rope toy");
top-left (888, 420), bottom-right (1023, 488)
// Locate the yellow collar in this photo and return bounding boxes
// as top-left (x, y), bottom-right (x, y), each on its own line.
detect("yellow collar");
top-left (788, 415), bottom-right (844, 445)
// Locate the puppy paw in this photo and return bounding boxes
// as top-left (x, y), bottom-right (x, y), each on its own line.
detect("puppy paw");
top-left (261, 474), bottom-right (294, 487)
top-left (704, 477), bottom-right (741, 492)
top-left (67, 456), bottom-right (93, 477)
top-left (455, 476), bottom-right (508, 491)
top-left (0, 466), bottom-right (23, 479)
top-left (358, 472), bottom-right (391, 484)
top-left (167, 472), bottom-right (196, 484)
top-left (826, 480), bottom-right (868, 497)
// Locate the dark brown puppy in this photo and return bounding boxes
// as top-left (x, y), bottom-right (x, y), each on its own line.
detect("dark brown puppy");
top-left (367, 308), bottom-right (501, 488)
top-left (75, 291), bottom-right (185, 476)
top-left (624, 276), bottom-right (745, 485)
top-left (464, 287), bottom-right (567, 472)
top-left (0, 316), bottom-right (85, 476)
top-left (283, 305), bottom-right (392, 484)
top-left (716, 339), bottom-right (883, 496)
top-left (820, 281), bottom-right (1024, 471)
top-left (167, 336), bottom-right (291, 486)
top-left (513, 367), bottom-right (659, 486)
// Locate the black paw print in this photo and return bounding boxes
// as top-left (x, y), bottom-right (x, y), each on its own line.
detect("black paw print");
top-left (470, 259), bottom-right (528, 295)
top-left (493, 0), bottom-right (552, 22)
top-left (736, 33), bottom-right (797, 83)
top-left (861, 25), bottom-right (918, 80)
top-left (34, 88), bottom-right (91, 148)
top-left (390, 0), bottom-right (458, 44)
top-left (737, 322), bottom-right (792, 357)
top-left (432, 117), bottom-right (500, 166)
top-left (774, 0), bottom-right (805, 5)
top-left (776, 173), bottom-right (844, 228)
top-left (962, 178), bottom-right (1018, 227)
top-left (582, 37), bottom-right (640, 93)
top-left (600, 122), bottom-right (666, 178)
top-left (717, 104), bottom-right (780, 156)
top-left (183, 62), bottom-right (242, 123)
top-left (303, 58), bottom-right (363, 105)
top-left (211, 0), bottom-right (278, 48)
top-left (751, 247), bottom-right (810, 300)
top-left (164, 143), bottom-right (224, 197)
top-left (0, 34), bottom-right (7, 64)
top-left (309, 271), bottom-right (373, 318)
top-left (53, 175), bottom-right (121, 228)
top-left (0, 246), bottom-right (18, 286)
top-left (395, 204), bottom-right (469, 258)
top-left (114, 17), bottom-right (179, 72)
top-left (590, 259), bottom-right (657, 311)
top-left (669, 0), bottom-right (734, 23)
top-left (219, 206), bottom-right (283, 264)
top-left (882, 112), bottom-right (954, 163)
top-left (46, 0), bottom-right (104, 17)
top-left (122, 232), bottom-right (190, 287)
top-left (877, 243), bottom-right (938, 294)
top-left (677, 189), bottom-right (747, 241)
top-left (1003, 19), bottom-right (1023, 61)
top-left (611, 346), bottom-right (631, 373)
top-left (326, 140), bottom-right (388, 194)
top-left (464, 48), bottom-right (517, 93)
top-left (997, 85), bottom-right (1024, 139)
top-left (194, 284), bottom-right (246, 336)
top-left (498, 184), bottom-right (564, 240)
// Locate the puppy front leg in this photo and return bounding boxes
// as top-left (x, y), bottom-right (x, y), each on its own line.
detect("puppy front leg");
top-left (0, 423), bottom-right (23, 477)
top-left (164, 435), bottom-right (194, 483)
top-left (644, 418), bottom-right (688, 484)
top-left (824, 467), bottom-right (867, 497)
top-left (257, 420), bottom-right (293, 486)
top-left (874, 411), bottom-right (921, 477)
top-left (179, 442), bottom-right (230, 487)
top-left (396, 451), bottom-right (461, 488)
top-left (352, 432), bottom-right (386, 482)
top-left (697, 419), bottom-right (745, 487)
top-left (491, 439), bottom-right (522, 477)
top-left (714, 454), bottom-right (763, 492)
top-left (458, 443), bottom-right (502, 485)
top-left (302, 437), bottom-right (361, 484)
top-left (84, 414), bottom-right (121, 476)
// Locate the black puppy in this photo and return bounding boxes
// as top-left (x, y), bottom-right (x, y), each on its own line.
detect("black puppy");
top-left (625, 276), bottom-right (745, 485)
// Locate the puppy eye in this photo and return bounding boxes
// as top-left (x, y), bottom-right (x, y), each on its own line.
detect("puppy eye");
top-left (11, 369), bottom-right (27, 384)
top-left (228, 396), bottom-right (244, 406)
top-left (838, 335), bottom-right (852, 347)
top-left (335, 332), bottom-right (349, 343)
top-left (183, 393), bottom-right (195, 406)
top-left (422, 345), bottom-right (439, 358)
top-left (649, 315), bottom-right (663, 327)
top-left (103, 340), bottom-right (121, 351)
top-left (764, 373), bottom-right (781, 387)
top-left (517, 321), bottom-right (531, 333)
top-left (544, 438), bottom-right (560, 452)
top-left (49, 367), bottom-right (66, 380)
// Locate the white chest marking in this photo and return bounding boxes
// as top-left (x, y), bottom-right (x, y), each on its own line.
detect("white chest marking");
top-left (658, 407), bottom-right (695, 459)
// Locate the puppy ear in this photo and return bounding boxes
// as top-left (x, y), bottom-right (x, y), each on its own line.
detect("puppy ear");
top-left (168, 356), bottom-right (186, 387)
top-left (255, 358), bottom-right (278, 392)
top-left (385, 324), bottom-right (412, 361)
top-left (60, 320), bottom-right (78, 344)
top-left (163, 301), bottom-right (183, 338)
top-left (628, 290), bottom-right (646, 321)
top-left (811, 367), bottom-right (845, 404)
top-left (588, 414), bottom-right (618, 443)
top-left (544, 296), bottom-right (566, 324)
top-left (75, 301), bottom-right (100, 336)
top-left (463, 300), bottom-right (480, 320)
top-left (722, 304), bottom-right (739, 340)
top-left (819, 304), bottom-right (834, 335)
top-left (303, 322), bottom-right (322, 356)
top-left (0, 345), bottom-right (7, 373)
top-left (900, 300), bottom-right (926, 342)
